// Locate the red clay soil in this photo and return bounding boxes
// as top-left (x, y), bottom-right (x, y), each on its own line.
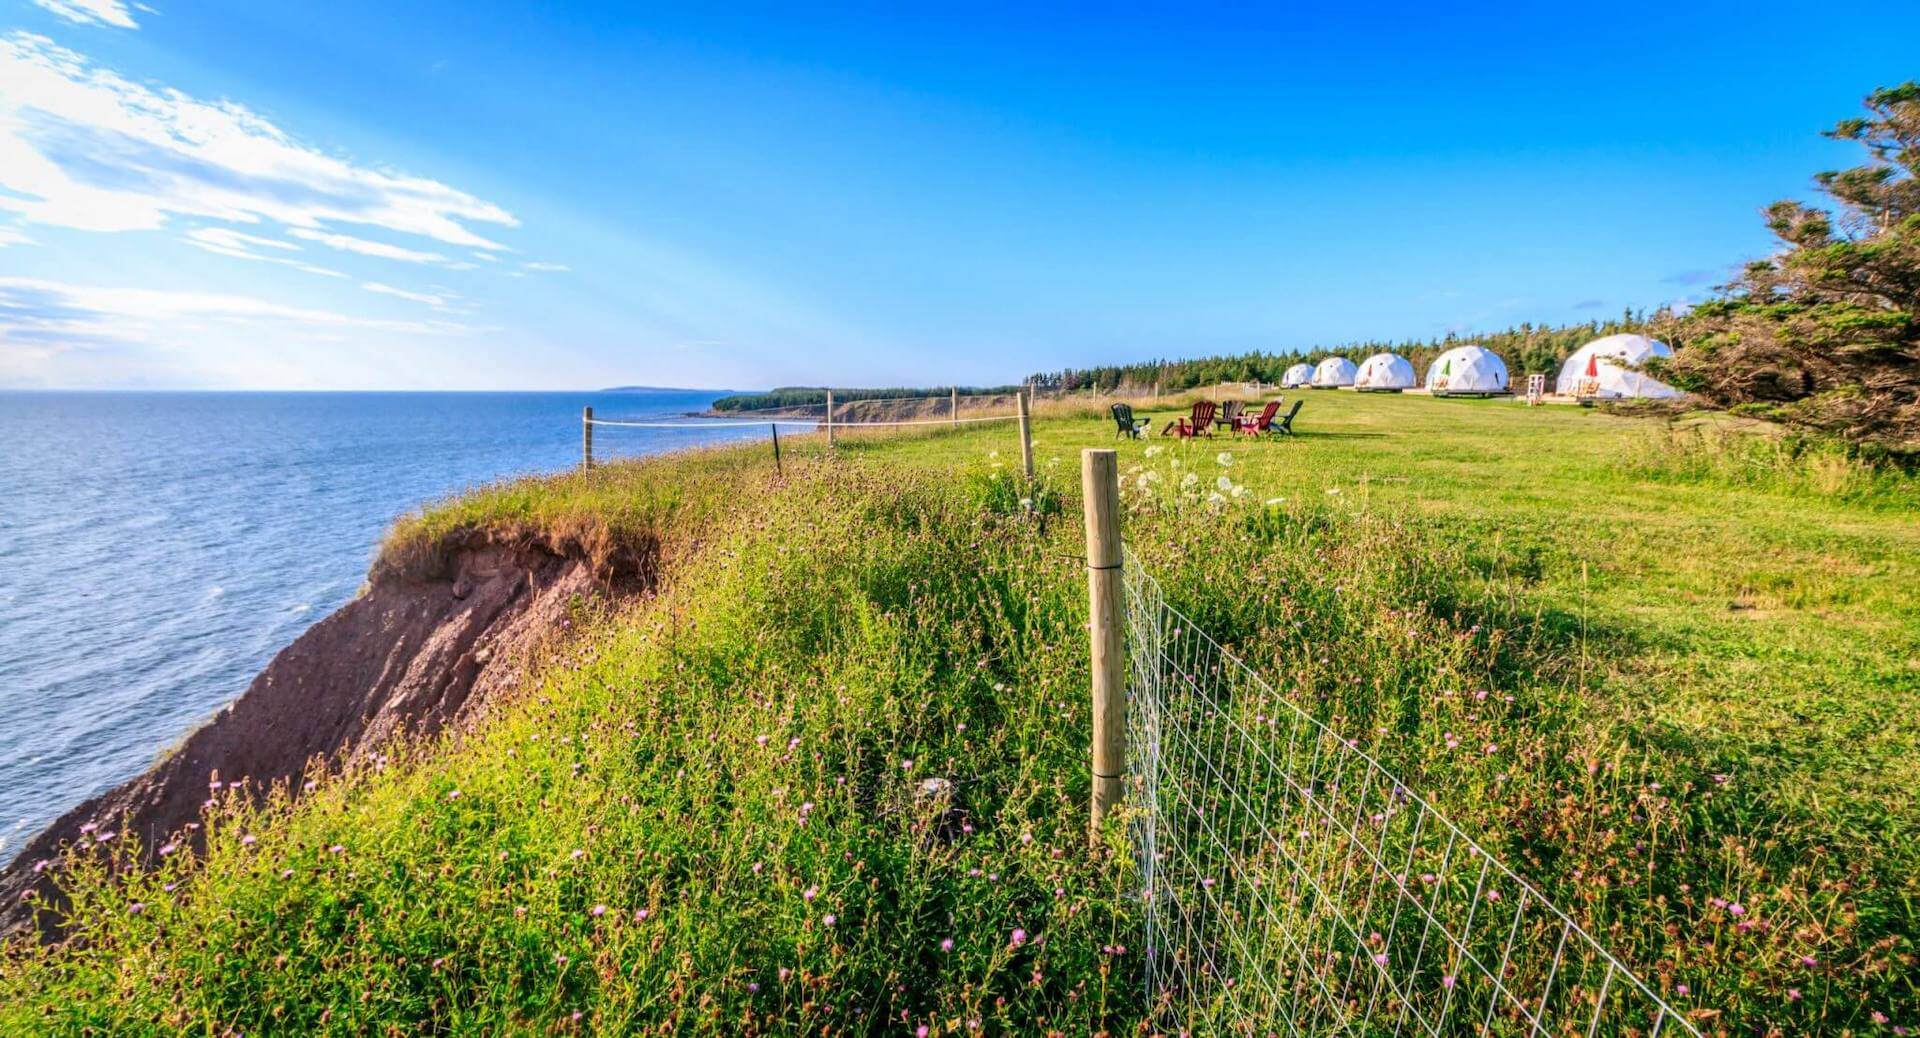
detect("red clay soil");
top-left (1, 538), bottom-right (644, 937)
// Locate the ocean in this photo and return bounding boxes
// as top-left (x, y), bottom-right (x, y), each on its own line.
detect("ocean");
top-left (0, 389), bottom-right (761, 858)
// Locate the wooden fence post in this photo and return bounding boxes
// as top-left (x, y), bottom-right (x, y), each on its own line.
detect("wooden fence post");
top-left (1082, 449), bottom-right (1124, 845)
top-left (581, 406), bottom-right (594, 470)
top-left (1017, 389), bottom-right (1035, 481)
top-left (951, 385), bottom-right (959, 427)
top-left (770, 422), bottom-right (782, 476)
top-left (826, 389), bottom-right (835, 447)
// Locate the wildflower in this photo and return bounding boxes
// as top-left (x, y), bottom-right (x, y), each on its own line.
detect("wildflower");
top-left (279, 869), bottom-right (293, 879)
top-left (1800, 954), bottom-right (1817, 967)
top-left (778, 967), bottom-right (793, 981)
top-left (1441, 975), bottom-right (1456, 989)
top-left (940, 938), bottom-right (954, 952)
top-left (590, 904), bottom-right (607, 918)
top-left (1676, 983), bottom-right (1690, 996)
top-left (158, 843), bottom-right (177, 856)
top-left (570, 849), bottom-right (585, 860)
top-left (432, 958), bottom-right (445, 969)
top-left (1728, 902), bottom-right (1745, 916)
top-left (1373, 953), bottom-right (1388, 966)
top-left (555, 953), bottom-right (568, 964)
top-left (1215, 452), bottom-right (1232, 466)
top-left (1874, 1011), bottom-right (1889, 1024)
top-left (756, 734), bottom-right (769, 747)
top-left (1020, 832), bottom-right (1033, 846)
top-left (1010, 928), bottom-right (1028, 948)
top-left (901, 759), bottom-right (914, 771)
top-left (328, 844), bottom-right (345, 854)
top-left (822, 913), bottom-right (836, 927)
top-left (804, 886), bottom-right (819, 902)
top-left (446, 789), bottom-right (462, 800)
top-left (1787, 988), bottom-right (1802, 1002)
top-left (128, 902), bottom-right (145, 915)
top-left (634, 908), bottom-right (650, 922)
top-left (918, 1027), bottom-right (930, 1038)
top-left (240, 834), bottom-right (257, 846)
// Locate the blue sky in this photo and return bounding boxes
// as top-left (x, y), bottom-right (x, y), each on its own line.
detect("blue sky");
top-left (2, 1), bottom-right (1916, 390)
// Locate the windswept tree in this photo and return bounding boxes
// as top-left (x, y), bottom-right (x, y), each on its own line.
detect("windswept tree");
top-left (1658, 83), bottom-right (1920, 454)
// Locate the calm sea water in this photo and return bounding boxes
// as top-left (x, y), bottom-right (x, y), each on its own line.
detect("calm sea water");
top-left (0, 390), bottom-right (761, 857)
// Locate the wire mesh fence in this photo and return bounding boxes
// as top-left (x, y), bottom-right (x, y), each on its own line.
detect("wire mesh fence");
top-left (1121, 549), bottom-right (1697, 1037)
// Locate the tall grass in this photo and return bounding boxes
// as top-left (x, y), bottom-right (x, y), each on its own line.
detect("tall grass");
top-left (1624, 421), bottom-right (1919, 509)
top-left (4, 397), bottom-right (1915, 1034)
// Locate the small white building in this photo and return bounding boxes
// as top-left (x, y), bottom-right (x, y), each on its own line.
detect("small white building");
top-left (1281, 362), bottom-right (1314, 388)
top-left (1556, 334), bottom-right (1680, 399)
top-left (1311, 356), bottom-right (1358, 388)
top-left (1353, 352), bottom-right (1416, 392)
top-left (1424, 345), bottom-right (1510, 397)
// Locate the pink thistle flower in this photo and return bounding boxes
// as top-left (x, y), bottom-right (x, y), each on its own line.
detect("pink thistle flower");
top-left (1676, 983), bottom-right (1690, 996)
top-left (328, 844), bottom-right (344, 854)
top-left (590, 904), bottom-right (607, 918)
top-left (1441, 975), bottom-right (1456, 989)
top-left (240, 834), bottom-right (257, 846)
top-left (555, 953), bottom-right (568, 964)
top-left (778, 967), bottom-right (793, 981)
top-left (1373, 953), bottom-right (1388, 966)
top-left (1728, 902), bottom-right (1745, 916)
top-left (634, 908), bottom-right (650, 922)
top-left (803, 885), bottom-right (819, 902)
top-left (159, 843), bottom-right (177, 856)
top-left (1009, 928), bottom-right (1027, 948)
top-left (446, 789), bottom-right (461, 800)
top-left (940, 938), bottom-right (954, 952)
top-left (1787, 989), bottom-right (1802, 1002)
top-left (822, 913), bottom-right (836, 927)
top-left (569, 849), bottom-right (585, 860)
top-left (127, 902), bottom-right (145, 915)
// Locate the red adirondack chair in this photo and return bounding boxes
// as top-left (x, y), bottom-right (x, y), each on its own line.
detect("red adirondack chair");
top-left (1235, 399), bottom-right (1282, 436)
top-left (1165, 400), bottom-right (1219, 439)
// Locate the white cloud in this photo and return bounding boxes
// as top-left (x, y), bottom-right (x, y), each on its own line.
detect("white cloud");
top-left (0, 33), bottom-right (515, 250)
top-left (182, 226), bottom-right (346, 278)
top-left (184, 226), bottom-right (298, 256)
top-left (30, 0), bottom-right (138, 29)
top-left (361, 281), bottom-right (447, 307)
top-left (0, 276), bottom-right (472, 340)
top-left (289, 228), bottom-right (446, 264)
top-left (523, 260), bottom-right (569, 272)
top-left (0, 226), bottom-right (34, 247)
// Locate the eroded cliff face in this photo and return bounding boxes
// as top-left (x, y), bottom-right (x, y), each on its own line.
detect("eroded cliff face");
top-left (1, 535), bottom-right (643, 935)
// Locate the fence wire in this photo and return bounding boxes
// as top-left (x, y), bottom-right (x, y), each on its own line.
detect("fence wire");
top-left (1121, 550), bottom-right (1697, 1037)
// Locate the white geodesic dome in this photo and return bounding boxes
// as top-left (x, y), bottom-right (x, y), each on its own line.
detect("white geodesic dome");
top-left (1311, 356), bottom-right (1357, 388)
top-left (1281, 362), bottom-right (1314, 388)
top-left (1556, 334), bottom-right (1680, 399)
top-left (1353, 352), bottom-right (1416, 392)
top-left (1424, 345), bottom-right (1510, 396)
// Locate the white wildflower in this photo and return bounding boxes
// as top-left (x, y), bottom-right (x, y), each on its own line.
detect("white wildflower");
top-left (1216, 452), bottom-right (1233, 466)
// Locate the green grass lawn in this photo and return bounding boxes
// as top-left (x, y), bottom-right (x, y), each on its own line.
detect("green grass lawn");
top-left (3, 391), bottom-right (1914, 1034)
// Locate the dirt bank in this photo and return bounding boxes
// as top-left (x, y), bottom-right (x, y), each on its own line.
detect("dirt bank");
top-left (1, 533), bottom-right (647, 936)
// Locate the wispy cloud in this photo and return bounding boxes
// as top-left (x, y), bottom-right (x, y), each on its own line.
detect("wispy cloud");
top-left (289, 228), bottom-right (444, 264)
top-left (30, 0), bottom-right (138, 29)
top-left (0, 226), bottom-right (33, 247)
top-left (523, 260), bottom-right (568, 272)
top-left (182, 227), bottom-right (346, 278)
top-left (361, 281), bottom-right (449, 307)
top-left (0, 276), bottom-right (474, 340)
top-left (0, 32), bottom-right (515, 250)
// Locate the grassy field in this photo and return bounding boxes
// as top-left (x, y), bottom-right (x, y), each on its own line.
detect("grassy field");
top-left (3, 391), bottom-right (1915, 1034)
